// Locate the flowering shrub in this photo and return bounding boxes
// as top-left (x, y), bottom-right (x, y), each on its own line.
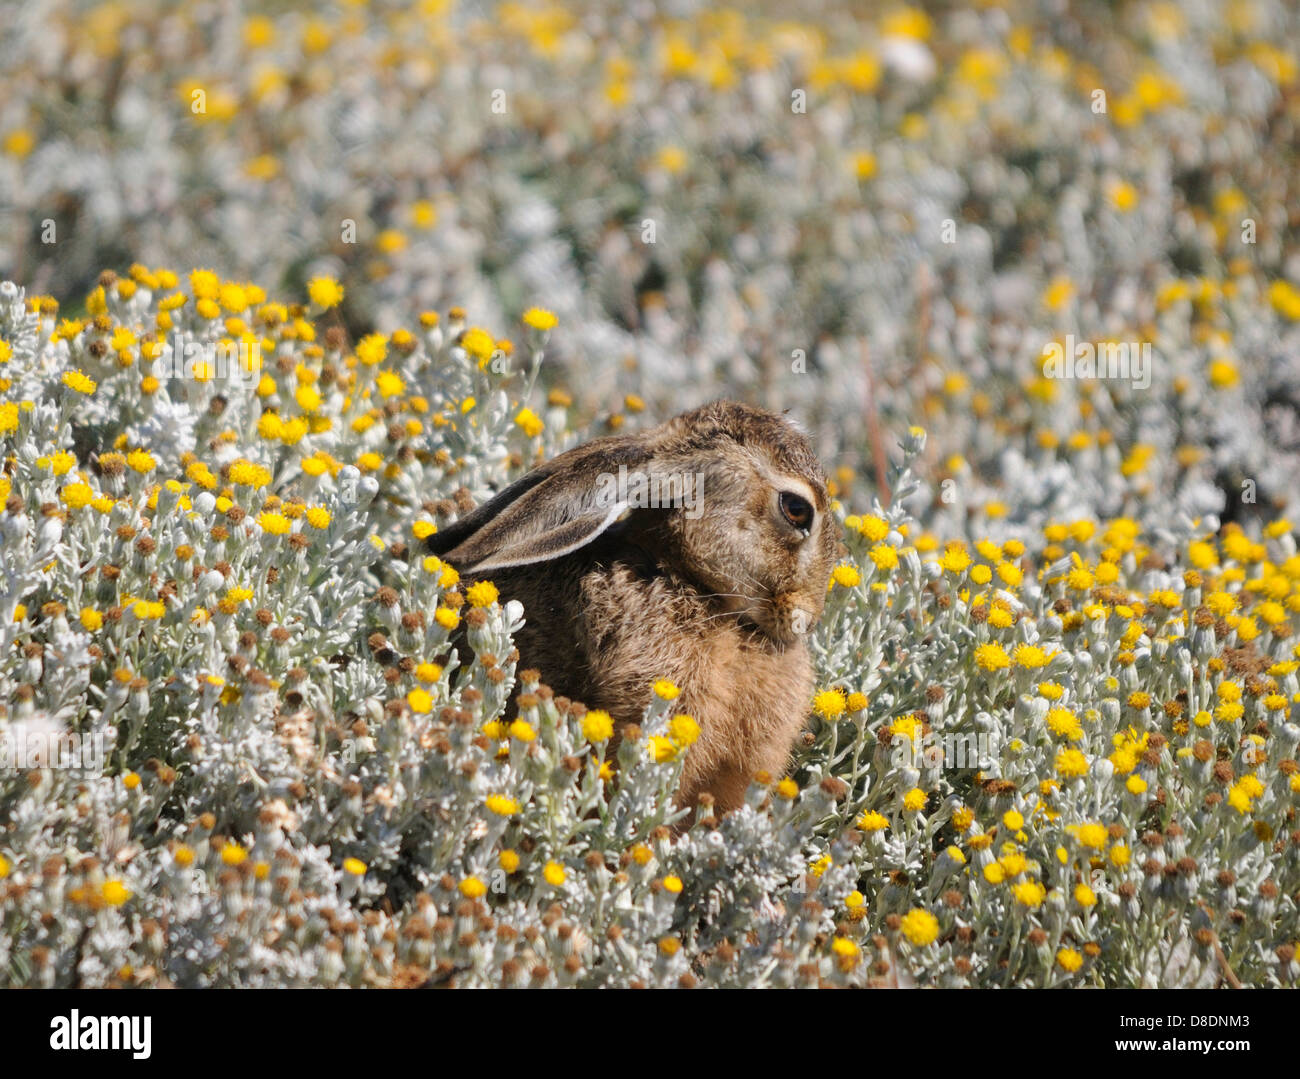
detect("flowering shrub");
top-left (1, 0), bottom-right (1299, 989)
top-left (4, 0), bottom-right (1299, 527)
top-left (0, 271), bottom-right (1297, 989)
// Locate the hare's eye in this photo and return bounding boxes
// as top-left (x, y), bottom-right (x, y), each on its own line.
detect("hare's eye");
top-left (779, 491), bottom-right (814, 533)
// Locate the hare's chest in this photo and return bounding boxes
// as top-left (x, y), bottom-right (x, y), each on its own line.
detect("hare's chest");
top-left (691, 629), bottom-right (813, 748)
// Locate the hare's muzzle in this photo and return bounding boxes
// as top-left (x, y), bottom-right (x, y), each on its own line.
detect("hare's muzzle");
top-left (773, 591), bottom-right (815, 643)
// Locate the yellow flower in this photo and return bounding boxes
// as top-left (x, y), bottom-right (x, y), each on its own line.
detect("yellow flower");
top-left (458, 327), bottom-right (495, 363)
top-left (2, 128), bottom-right (35, 157)
top-left (486, 794), bottom-right (520, 816)
top-left (1012, 644), bottom-right (1050, 668)
top-left (307, 277), bottom-right (344, 308)
top-left (655, 145), bottom-right (687, 173)
top-left (415, 662), bottom-right (442, 684)
top-left (856, 515), bottom-right (890, 542)
top-left (220, 843), bottom-right (247, 866)
top-left (1043, 276), bottom-right (1074, 311)
top-left (522, 307), bottom-right (558, 331)
top-left (1057, 947), bottom-right (1083, 972)
top-left (1055, 748), bottom-right (1089, 777)
top-left (997, 561), bottom-right (1023, 587)
top-left (126, 448), bottom-right (156, 473)
top-left (882, 8), bottom-right (932, 40)
top-left (998, 857), bottom-right (1029, 883)
top-left (343, 857), bottom-right (367, 875)
top-left (543, 861), bottom-right (565, 886)
top-left (903, 788), bottom-right (927, 812)
top-left (411, 200), bottom-right (437, 228)
top-left (407, 689), bottom-right (433, 714)
top-left (1012, 880), bottom-right (1046, 907)
top-left (1227, 784), bottom-right (1252, 813)
top-left (295, 384), bottom-right (322, 413)
top-left (514, 407), bottom-right (544, 438)
top-left (899, 908), bottom-right (940, 946)
top-left (1108, 179), bottom-right (1139, 211)
top-left (832, 563), bottom-right (862, 588)
top-left (649, 735), bottom-right (679, 763)
top-left (857, 811), bottom-right (888, 832)
top-left (669, 714), bottom-right (700, 746)
top-left (1046, 707), bottom-right (1082, 740)
top-left (1208, 359), bottom-right (1239, 388)
top-left (257, 511), bottom-right (292, 535)
top-left (509, 719), bottom-right (536, 742)
top-left (62, 370), bottom-right (97, 394)
top-left (974, 643), bottom-right (1011, 672)
top-left (652, 679), bottom-right (680, 700)
top-left (459, 876), bottom-right (488, 898)
top-left (869, 543), bottom-right (899, 570)
top-left (813, 688), bottom-right (847, 718)
top-left (355, 333), bottom-right (388, 366)
top-left (776, 777), bottom-right (799, 799)
top-left (59, 481), bottom-right (94, 510)
top-left (228, 459), bottom-right (271, 487)
top-left (582, 709), bottom-right (615, 743)
top-left (1074, 822), bottom-right (1107, 849)
top-left (376, 229), bottom-right (407, 254)
top-left (1269, 280), bottom-right (1300, 320)
top-left (133, 599), bottom-right (165, 620)
top-left (466, 580), bottom-right (499, 608)
top-left (101, 880), bottom-right (132, 906)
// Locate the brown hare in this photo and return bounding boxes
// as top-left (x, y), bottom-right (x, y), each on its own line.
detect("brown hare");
top-left (426, 400), bottom-right (839, 815)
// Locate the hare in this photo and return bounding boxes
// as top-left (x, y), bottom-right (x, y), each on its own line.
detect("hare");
top-left (426, 399), bottom-right (840, 815)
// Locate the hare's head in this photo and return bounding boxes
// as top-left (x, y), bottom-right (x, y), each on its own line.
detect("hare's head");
top-left (641, 401), bottom-right (840, 646)
top-left (427, 400), bottom-right (841, 647)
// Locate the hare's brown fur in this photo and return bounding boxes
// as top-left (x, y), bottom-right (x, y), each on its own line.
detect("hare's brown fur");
top-left (428, 400), bottom-right (840, 815)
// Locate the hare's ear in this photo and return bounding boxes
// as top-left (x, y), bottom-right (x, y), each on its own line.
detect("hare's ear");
top-left (425, 450), bottom-right (642, 573)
